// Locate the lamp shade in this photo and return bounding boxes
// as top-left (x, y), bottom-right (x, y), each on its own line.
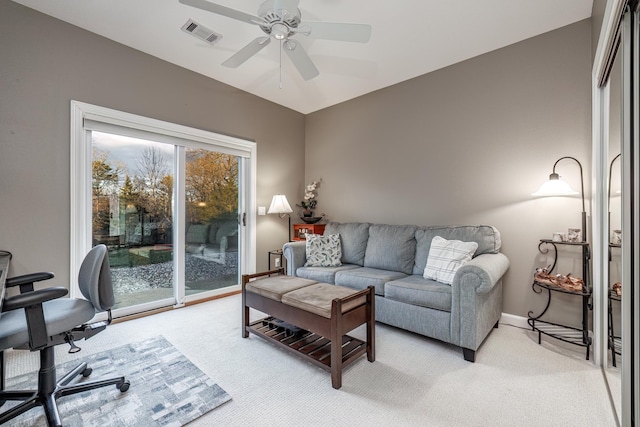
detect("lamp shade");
top-left (268, 194), bottom-right (293, 214)
top-left (532, 173), bottom-right (579, 196)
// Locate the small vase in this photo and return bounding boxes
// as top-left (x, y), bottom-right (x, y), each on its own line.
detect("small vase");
top-left (302, 210), bottom-right (313, 217)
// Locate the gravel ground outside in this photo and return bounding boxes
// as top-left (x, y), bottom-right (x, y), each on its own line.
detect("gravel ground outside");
top-left (111, 252), bottom-right (238, 295)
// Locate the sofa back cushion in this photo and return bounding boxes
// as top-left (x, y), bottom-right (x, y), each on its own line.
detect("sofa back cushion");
top-left (413, 225), bottom-right (501, 275)
top-left (323, 222), bottom-right (370, 266)
top-left (364, 224), bottom-right (417, 275)
top-left (186, 224), bottom-right (210, 244)
top-left (215, 220), bottom-right (238, 244)
top-left (208, 222), bottom-right (220, 244)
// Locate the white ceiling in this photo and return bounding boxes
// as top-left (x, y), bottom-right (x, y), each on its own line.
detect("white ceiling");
top-left (12, 0), bottom-right (593, 114)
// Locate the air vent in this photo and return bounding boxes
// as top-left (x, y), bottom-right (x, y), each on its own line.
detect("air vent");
top-left (181, 19), bottom-right (222, 45)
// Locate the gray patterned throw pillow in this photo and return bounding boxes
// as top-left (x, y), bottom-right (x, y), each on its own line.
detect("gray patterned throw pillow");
top-left (304, 233), bottom-right (342, 267)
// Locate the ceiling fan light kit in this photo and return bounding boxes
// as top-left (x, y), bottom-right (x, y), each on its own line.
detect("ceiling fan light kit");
top-left (179, 0), bottom-right (371, 81)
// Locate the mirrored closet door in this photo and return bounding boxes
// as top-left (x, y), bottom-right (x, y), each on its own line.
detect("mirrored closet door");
top-left (595, 1), bottom-right (639, 425)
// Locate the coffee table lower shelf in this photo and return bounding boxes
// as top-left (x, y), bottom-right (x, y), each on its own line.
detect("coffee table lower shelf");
top-left (248, 317), bottom-right (367, 372)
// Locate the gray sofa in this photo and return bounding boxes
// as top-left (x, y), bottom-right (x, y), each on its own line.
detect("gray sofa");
top-left (185, 219), bottom-right (238, 264)
top-left (283, 222), bottom-right (509, 362)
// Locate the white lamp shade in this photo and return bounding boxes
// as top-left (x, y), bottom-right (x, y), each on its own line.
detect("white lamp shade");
top-left (532, 177), bottom-right (579, 196)
top-left (268, 194), bottom-right (293, 214)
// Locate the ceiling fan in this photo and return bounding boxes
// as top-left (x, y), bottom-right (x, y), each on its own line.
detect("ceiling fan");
top-left (179, 0), bottom-right (372, 81)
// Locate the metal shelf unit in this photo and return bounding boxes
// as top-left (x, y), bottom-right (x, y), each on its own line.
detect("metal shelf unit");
top-left (527, 239), bottom-right (592, 360)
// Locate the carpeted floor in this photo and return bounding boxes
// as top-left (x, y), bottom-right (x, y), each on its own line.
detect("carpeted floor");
top-left (3, 294), bottom-right (618, 426)
top-left (4, 336), bottom-right (231, 426)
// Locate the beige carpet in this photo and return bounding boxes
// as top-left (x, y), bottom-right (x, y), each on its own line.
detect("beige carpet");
top-left (5, 294), bottom-right (617, 426)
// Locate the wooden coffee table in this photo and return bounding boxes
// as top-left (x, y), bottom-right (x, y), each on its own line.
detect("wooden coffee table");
top-left (242, 269), bottom-right (375, 389)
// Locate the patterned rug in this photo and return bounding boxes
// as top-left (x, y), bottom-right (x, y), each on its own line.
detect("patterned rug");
top-left (4, 336), bottom-right (231, 426)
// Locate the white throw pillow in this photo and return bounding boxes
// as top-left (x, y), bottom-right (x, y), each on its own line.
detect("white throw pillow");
top-left (304, 233), bottom-right (342, 267)
top-left (424, 236), bottom-right (478, 285)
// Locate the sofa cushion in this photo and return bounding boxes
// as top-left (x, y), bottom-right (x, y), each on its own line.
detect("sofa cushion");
top-left (413, 225), bottom-right (501, 275)
top-left (281, 283), bottom-right (366, 318)
top-left (323, 222), bottom-right (370, 266)
top-left (296, 264), bottom-right (360, 284)
top-left (246, 276), bottom-right (318, 302)
top-left (186, 224), bottom-right (209, 244)
top-left (385, 276), bottom-right (452, 312)
top-left (364, 224), bottom-right (416, 274)
top-left (335, 267), bottom-right (407, 296)
top-left (304, 233), bottom-right (342, 267)
top-left (424, 236), bottom-right (478, 285)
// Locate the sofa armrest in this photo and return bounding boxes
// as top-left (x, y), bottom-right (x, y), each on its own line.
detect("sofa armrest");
top-left (283, 241), bottom-right (307, 276)
top-left (453, 253), bottom-right (510, 294)
top-left (451, 252), bottom-right (509, 351)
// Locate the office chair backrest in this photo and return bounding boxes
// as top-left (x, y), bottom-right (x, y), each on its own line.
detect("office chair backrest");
top-left (78, 244), bottom-right (115, 312)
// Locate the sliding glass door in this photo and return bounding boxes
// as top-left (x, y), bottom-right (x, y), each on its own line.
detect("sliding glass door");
top-left (72, 101), bottom-right (256, 317)
top-left (92, 132), bottom-right (177, 309)
top-left (90, 133), bottom-right (242, 311)
top-left (184, 148), bottom-right (240, 297)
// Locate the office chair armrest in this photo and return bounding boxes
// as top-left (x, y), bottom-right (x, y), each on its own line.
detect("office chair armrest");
top-left (6, 272), bottom-right (55, 288)
top-left (2, 286), bottom-right (68, 312)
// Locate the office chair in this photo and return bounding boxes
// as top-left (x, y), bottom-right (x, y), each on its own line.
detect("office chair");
top-left (0, 244), bottom-right (129, 426)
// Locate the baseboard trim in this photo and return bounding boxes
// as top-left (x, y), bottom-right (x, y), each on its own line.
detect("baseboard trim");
top-left (500, 312), bottom-right (529, 329)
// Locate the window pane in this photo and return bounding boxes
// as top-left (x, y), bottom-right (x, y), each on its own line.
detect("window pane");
top-left (92, 131), bottom-right (174, 309)
top-left (184, 148), bottom-right (239, 295)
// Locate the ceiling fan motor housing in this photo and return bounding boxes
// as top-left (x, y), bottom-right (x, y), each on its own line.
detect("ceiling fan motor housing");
top-left (258, 0), bottom-right (301, 39)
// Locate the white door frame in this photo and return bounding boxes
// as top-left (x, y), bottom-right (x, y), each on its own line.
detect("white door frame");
top-left (70, 100), bottom-right (257, 314)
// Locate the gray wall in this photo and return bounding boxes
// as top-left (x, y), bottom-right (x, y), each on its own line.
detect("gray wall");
top-left (305, 20), bottom-right (593, 320)
top-left (591, 0), bottom-right (608, 61)
top-left (0, 1), bottom-right (304, 284)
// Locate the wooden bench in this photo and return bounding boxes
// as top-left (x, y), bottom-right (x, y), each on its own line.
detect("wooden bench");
top-left (242, 269), bottom-right (375, 389)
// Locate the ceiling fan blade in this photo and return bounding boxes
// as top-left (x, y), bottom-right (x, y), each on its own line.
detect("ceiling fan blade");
top-left (283, 40), bottom-right (319, 81)
top-left (179, 0), bottom-right (260, 25)
top-left (301, 22), bottom-right (372, 43)
top-left (222, 37), bottom-right (271, 68)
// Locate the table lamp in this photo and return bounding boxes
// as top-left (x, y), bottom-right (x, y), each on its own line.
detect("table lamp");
top-left (268, 194), bottom-right (293, 242)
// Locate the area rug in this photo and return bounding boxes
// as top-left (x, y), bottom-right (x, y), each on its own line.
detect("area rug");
top-left (5, 336), bottom-right (231, 426)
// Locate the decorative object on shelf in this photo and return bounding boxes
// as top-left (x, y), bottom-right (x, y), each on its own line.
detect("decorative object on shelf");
top-left (612, 230), bottom-right (622, 245)
top-left (552, 232), bottom-right (567, 242)
top-left (612, 281), bottom-right (622, 297)
top-left (533, 156), bottom-right (587, 243)
top-left (293, 223), bottom-right (326, 241)
top-left (567, 228), bottom-right (581, 242)
top-left (299, 215), bottom-right (324, 224)
top-left (534, 267), bottom-right (584, 293)
top-left (296, 179), bottom-right (322, 219)
top-left (268, 194), bottom-right (293, 242)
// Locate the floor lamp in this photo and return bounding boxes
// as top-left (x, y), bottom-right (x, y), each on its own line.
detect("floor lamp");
top-left (268, 194), bottom-right (293, 242)
top-left (532, 155), bottom-right (590, 349)
top-left (532, 155), bottom-right (586, 242)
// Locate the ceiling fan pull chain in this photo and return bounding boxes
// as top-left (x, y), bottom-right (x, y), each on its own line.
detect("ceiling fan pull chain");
top-left (279, 38), bottom-right (283, 89)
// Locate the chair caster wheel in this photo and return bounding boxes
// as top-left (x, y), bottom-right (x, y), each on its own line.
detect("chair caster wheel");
top-left (117, 380), bottom-right (130, 392)
top-left (82, 367), bottom-right (93, 377)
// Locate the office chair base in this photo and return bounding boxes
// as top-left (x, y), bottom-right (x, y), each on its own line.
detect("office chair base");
top-left (0, 346), bottom-right (129, 427)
